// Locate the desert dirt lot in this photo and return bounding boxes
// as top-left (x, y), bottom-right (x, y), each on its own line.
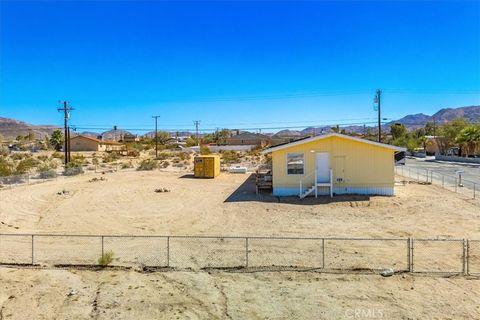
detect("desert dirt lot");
top-left (1, 170), bottom-right (479, 238)
top-left (1, 267), bottom-right (480, 320)
top-left (1, 170), bottom-right (480, 319)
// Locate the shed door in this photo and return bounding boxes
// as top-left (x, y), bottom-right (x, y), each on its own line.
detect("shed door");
top-left (316, 153), bottom-right (330, 183)
top-left (204, 157), bottom-right (214, 177)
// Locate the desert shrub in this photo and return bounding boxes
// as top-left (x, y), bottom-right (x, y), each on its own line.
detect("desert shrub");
top-left (98, 250), bottom-right (114, 266)
top-left (10, 153), bottom-right (29, 161)
top-left (161, 161), bottom-right (169, 168)
top-left (71, 154), bottom-right (86, 165)
top-left (37, 162), bottom-right (58, 178)
top-left (221, 150), bottom-right (241, 164)
top-left (63, 162), bottom-right (84, 176)
top-left (0, 158), bottom-right (15, 177)
top-left (177, 152), bottom-right (190, 161)
top-left (121, 161), bottom-right (134, 169)
top-left (246, 145), bottom-right (262, 156)
top-left (52, 152), bottom-right (64, 159)
top-left (92, 154), bottom-right (99, 166)
top-left (127, 149), bottom-right (140, 157)
top-left (36, 154), bottom-right (49, 161)
top-left (200, 146), bottom-right (211, 155)
top-left (102, 152), bottom-right (119, 163)
top-left (137, 159), bottom-right (158, 171)
top-left (15, 157), bottom-right (39, 174)
top-left (0, 146), bottom-right (9, 157)
top-left (38, 168), bottom-right (57, 179)
top-left (156, 152), bottom-right (170, 160)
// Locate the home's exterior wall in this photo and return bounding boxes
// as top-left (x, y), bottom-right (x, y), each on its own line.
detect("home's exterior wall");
top-left (104, 144), bottom-right (124, 152)
top-left (271, 136), bottom-right (395, 196)
top-left (70, 137), bottom-right (100, 151)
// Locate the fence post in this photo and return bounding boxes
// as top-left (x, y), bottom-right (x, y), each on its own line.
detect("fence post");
top-left (455, 177), bottom-right (457, 193)
top-left (31, 235), bottom-right (35, 265)
top-left (466, 240), bottom-right (470, 276)
top-left (101, 236), bottom-right (104, 257)
top-left (322, 238), bottom-right (325, 269)
top-left (166, 236), bottom-right (170, 268)
top-left (409, 238), bottom-right (414, 272)
top-left (245, 237), bottom-right (249, 267)
top-left (463, 239), bottom-right (467, 276)
top-left (407, 238), bottom-right (410, 272)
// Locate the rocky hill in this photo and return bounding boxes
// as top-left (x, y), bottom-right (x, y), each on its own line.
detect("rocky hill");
top-left (0, 117), bottom-right (58, 140)
top-left (392, 106), bottom-right (480, 128)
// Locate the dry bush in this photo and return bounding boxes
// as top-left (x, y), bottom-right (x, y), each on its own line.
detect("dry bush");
top-left (200, 146), bottom-right (211, 155)
top-left (155, 152), bottom-right (170, 160)
top-left (221, 150), bottom-right (241, 164)
top-left (177, 152), bottom-right (190, 161)
top-left (121, 161), bottom-right (134, 169)
top-left (98, 250), bottom-right (114, 266)
top-left (63, 162), bottom-right (84, 176)
top-left (161, 161), bottom-right (169, 168)
top-left (102, 152), bottom-right (119, 163)
top-left (137, 159), bottom-right (158, 171)
top-left (36, 154), bottom-right (49, 161)
top-left (52, 152), bottom-right (64, 159)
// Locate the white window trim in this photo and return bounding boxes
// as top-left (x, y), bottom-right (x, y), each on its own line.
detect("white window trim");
top-left (286, 152), bottom-right (305, 175)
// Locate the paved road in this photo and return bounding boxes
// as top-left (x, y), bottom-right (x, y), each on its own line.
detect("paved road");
top-left (402, 157), bottom-right (480, 182)
top-left (396, 157), bottom-right (480, 196)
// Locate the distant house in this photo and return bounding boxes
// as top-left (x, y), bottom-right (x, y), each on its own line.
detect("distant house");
top-left (70, 135), bottom-right (125, 152)
top-left (262, 133), bottom-right (406, 198)
top-left (121, 133), bottom-right (139, 142)
top-left (227, 132), bottom-right (271, 146)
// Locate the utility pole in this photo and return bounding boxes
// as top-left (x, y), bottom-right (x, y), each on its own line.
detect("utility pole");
top-left (374, 89), bottom-right (382, 142)
top-left (194, 120), bottom-right (201, 147)
top-left (152, 116), bottom-right (160, 158)
top-left (433, 116), bottom-right (436, 138)
top-left (57, 101), bottom-right (74, 165)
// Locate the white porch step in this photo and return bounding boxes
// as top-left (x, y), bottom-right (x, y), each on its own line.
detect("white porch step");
top-left (299, 185), bottom-right (316, 199)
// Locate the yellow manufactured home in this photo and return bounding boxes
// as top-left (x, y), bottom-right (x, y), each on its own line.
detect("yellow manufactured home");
top-left (262, 133), bottom-right (406, 197)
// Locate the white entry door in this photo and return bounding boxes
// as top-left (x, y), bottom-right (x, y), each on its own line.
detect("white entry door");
top-left (316, 153), bottom-right (330, 183)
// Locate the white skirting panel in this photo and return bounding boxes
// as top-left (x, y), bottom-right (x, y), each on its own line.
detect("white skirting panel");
top-left (272, 186), bottom-right (394, 197)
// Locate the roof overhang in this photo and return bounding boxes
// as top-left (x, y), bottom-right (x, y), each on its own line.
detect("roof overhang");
top-left (262, 133), bottom-right (407, 154)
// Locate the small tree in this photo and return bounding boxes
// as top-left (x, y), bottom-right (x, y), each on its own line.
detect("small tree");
top-left (390, 123), bottom-right (407, 140)
top-left (49, 130), bottom-right (64, 151)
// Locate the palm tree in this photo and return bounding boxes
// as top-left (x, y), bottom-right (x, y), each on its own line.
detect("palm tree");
top-left (456, 126), bottom-right (480, 157)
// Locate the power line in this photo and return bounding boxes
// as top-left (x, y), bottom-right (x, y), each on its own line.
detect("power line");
top-left (70, 120), bottom-right (389, 133)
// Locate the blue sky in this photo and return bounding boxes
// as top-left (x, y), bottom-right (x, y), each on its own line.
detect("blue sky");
top-left (0, 0), bottom-right (479, 132)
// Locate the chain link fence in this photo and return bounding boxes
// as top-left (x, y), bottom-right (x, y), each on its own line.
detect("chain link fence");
top-left (395, 166), bottom-right (477, 200)
top-left (1, 234), bottom-right (478, 274)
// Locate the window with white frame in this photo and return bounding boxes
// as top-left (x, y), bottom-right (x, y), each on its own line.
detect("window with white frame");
top-left (286, 153), bottom-right (304, 175)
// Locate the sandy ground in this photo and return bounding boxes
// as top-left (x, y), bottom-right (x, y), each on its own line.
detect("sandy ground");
top-left (1, 268), bottom-right (479, 320)
top-left (0, 170), bottom-right (479, 238)
top-left (1, 170), bottom-right (480, 319)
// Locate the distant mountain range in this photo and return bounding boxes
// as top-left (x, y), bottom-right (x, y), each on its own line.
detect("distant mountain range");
top-left (1, 105), bottom-right (479, 140)
top-left (273, 105), bottom-right (480, 137)
top-left (0, 117), bottom-right (58, 140)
